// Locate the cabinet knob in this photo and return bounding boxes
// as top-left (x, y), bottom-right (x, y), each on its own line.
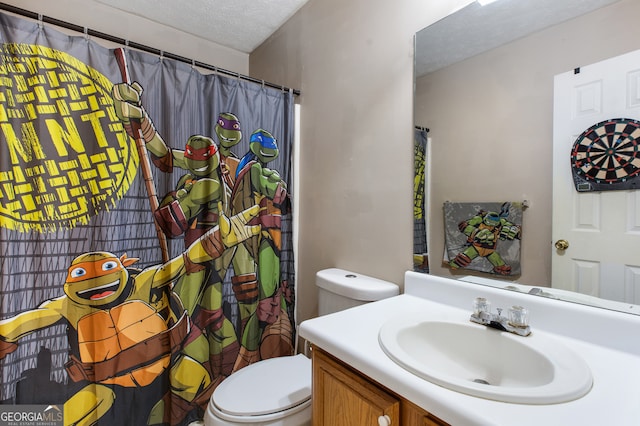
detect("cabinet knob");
top-left (378, 414), bottom-right (391, 426)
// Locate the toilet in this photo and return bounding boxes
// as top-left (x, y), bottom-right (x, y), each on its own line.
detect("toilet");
top-left (204, 268), bottom-right (399, 425)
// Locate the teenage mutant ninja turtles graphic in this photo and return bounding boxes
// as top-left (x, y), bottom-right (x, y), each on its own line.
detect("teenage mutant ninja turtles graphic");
top-left (0, 37), bottom-right (294, 426)
top-left (112, 82), bottom-right (233, 247)
top-left (112, 83), bottom-right (246, 394)
top-left (216, 112), bottom-right (244, 189)
top-left (111, 81), bottom-right (294, 394)
top-left (0, 206), bottom-right (259, 426)
top-left (446, 202), bottom-right (522, 276)
top-left (230, 129), bottom-right (292, 370)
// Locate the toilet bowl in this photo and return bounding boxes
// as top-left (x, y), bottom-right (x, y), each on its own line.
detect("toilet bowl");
top-left (204, 268), bottom-right (399, 425)
top-left (205, 354), bottom-right (312, 425)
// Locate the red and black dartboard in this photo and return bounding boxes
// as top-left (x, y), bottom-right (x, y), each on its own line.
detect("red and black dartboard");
top-left (571, 118), bottom-right (640, 192)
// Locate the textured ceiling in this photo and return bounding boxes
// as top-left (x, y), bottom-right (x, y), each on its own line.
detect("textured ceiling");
top-left (92, 0), bottom-right (622, 70)
top-left (416, 0), bottom-right (623, 77)
top-left (94, 0), bottom-right (310, 53)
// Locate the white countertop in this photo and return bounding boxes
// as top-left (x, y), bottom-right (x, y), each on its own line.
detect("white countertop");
top-left (299, 272), bottom-right (640, 426)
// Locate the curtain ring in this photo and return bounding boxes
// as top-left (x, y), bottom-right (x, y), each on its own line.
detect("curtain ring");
top-left (37, 14), bottom-right (43, 29)
top-left (84, 27), bottom-right (89, 41)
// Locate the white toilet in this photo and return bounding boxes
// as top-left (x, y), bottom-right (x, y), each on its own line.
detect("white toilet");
top-left (204, 268), bottom-right (399, 426)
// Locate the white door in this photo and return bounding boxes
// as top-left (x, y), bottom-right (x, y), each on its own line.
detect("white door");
top-left (552, 49), bottom-right (640, 304)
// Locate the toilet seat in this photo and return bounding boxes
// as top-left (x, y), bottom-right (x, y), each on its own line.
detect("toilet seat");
top-left (210, 354), bottom-right (312, 422)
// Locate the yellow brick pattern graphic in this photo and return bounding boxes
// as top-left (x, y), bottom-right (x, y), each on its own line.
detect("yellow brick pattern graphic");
top-left (0, 43), bottom-right (139, 232)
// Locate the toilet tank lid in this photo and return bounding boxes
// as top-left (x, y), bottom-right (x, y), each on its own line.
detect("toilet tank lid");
top-left (316, 268), bottom-right (399, 301)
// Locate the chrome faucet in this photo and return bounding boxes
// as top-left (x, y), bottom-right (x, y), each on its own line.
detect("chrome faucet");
top-left (470, 297), bottom-right (531, 337)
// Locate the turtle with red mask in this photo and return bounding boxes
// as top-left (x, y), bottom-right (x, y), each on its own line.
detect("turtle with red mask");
top-left (112, 83), bottom-right (229, 246)
top-left (113, 84), bottom-right (242, 393)
top-left (152, 134), bottom-right (226, 246)
top-left (0, 205), bottom-right (259, 426)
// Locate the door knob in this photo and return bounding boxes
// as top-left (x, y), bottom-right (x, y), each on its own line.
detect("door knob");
top-left (378, 415), bottom-right (391, 426)
top-left (554, 239), bottom-right (569, 251)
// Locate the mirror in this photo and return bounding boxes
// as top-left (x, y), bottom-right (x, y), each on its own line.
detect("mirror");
top-left (414, 0), bottom-right (640, 315)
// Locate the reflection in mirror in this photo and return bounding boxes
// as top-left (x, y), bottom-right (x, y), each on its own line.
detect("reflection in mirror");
top-left (413, 0), bottom-right (640, 315)
top-left (413, 126), bottom-right (429, 273)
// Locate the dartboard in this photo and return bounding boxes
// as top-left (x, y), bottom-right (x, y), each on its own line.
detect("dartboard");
top-left (570, 118), bottom-right (640, 192)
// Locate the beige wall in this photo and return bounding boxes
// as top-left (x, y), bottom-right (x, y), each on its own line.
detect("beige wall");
top-left (4, 0), bottom-right (541, 326)
top-left (0, 0), bottom-right (249, 74)
top-left (415, 0), bottom-right (640, 287)
top-left (249, 0), bottom-right (472, 323)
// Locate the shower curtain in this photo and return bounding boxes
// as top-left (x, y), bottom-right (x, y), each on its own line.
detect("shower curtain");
top-left (413, 128), bottom-right (428, 273)
top-left (0, 11), bottom-right (295, 426)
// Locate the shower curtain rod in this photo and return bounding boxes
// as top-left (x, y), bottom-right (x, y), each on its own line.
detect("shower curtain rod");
top-left (0, 2), bottom-right (301, 96)
top-left (415, 125), bottom-right (430, 132)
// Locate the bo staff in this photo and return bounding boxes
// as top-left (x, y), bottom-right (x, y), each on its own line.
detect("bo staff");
top-left (114, 47), bottom-right (170, 262)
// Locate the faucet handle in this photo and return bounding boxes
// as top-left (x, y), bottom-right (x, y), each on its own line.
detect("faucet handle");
top-left (473, 297), bottom-right (491, 315)
top-left (496, 307), bottom-right (503, 317)
top-left (508, 305), bottom-right (529, 328)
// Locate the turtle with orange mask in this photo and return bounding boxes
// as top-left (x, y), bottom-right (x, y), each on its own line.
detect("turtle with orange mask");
top-left (0, 204), bottom-right (259, 426)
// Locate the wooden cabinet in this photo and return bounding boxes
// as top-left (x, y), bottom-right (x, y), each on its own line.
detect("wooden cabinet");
top-left (312, 348), bottom-right (449, 426)
top-left (402, 400), bottom-right (450, 426)
top-left (312, 347), bottom-right (399, 425)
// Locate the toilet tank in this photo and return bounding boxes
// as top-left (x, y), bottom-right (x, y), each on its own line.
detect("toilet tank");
top-left (316, 268), bottom-right (399, 316)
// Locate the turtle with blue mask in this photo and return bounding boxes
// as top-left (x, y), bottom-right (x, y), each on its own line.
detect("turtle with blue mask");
top-left (236, 128), bottom-right (279, 173)
top-left (449, 202), bottom-right (521, 275)
top-left (230, 129), bottom-right (293, 370)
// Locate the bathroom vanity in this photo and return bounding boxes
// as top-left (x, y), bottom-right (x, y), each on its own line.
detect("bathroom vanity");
top-left (299, 272), bottom-right (640, 425)
top-left (312, 347), bottom-right (447, 425)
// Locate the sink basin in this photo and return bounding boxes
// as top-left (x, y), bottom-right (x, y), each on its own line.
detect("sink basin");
top-left (378, 318), bottom-right (592, 404)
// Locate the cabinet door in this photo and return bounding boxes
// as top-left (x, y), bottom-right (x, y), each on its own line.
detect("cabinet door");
top-left (313, 349), bottom-right (400, 426)
top-left (402, 399), bottom-right (449, 426)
